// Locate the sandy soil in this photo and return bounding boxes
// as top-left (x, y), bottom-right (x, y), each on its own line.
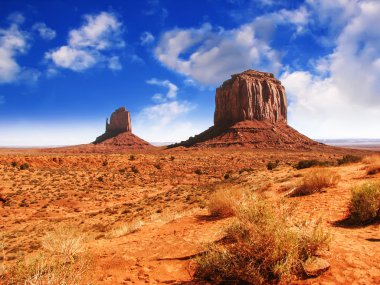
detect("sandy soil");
top-left (0, 147), bottom-right (379, 284)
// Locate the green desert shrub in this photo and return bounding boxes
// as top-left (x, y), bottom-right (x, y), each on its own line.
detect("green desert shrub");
top-left (266, 161), bottom-right (279, 170)
top-left (349, 182), bottom-right (380, 224)
top-left (196, 198), bottom-right (330, 284)
top-left (295, 160), bottom-right (329, 170)
top-left (337, 155), bottom-right (362, 165)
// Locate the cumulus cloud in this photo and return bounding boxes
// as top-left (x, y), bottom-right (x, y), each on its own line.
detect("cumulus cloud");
top-left (46, 12), bottom-right (124, 72)
top-left (134, 78), bottom-right (196, 142)
top-left (32, 22), bottom-right (56, 40)
top-left (282, 0), bottom-right (380, 138)
top-left (146, 78), bottom-right (178, 100)
top-left (154, 6), bottom-right (308, 86)
top-left (0, 14), bottom-right (39, 84)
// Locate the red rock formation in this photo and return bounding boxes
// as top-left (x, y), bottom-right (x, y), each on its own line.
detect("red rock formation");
top-left (106, 107), bottom-right (132, 134)
top-left (170, 70), bottom-right (320, 149)
top-left (214, 70), bottom-right (287, 128)
top-left (94, 107), bottom-right (152, 149)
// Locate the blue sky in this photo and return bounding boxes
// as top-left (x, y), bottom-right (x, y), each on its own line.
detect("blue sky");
top-left (0, 0), bottom-right (379, 146)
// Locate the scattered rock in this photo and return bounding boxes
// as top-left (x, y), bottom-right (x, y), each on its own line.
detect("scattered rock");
top-left (303, 257), bottom-right (331, 277)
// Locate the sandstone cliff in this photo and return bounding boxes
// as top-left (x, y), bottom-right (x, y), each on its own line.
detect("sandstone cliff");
top-left (170, 70), bottom-right (320, 149)
top-left (214, 70), bottom-right (287, 128)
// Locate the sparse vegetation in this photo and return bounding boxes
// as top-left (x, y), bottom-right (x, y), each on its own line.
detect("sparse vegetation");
top-left (267, 161), bottom-right (279, 170)
top-left (289, 168), bottom-right (340, 197)
top-left (207, 188), bottom-right (244, 218)
top-left (337, 155), bottom-right (362, 165)
top-left (196, 198), bottom-right (331, 284)
top-left (131, 166), bottom-right (139, 173)
top-left (19, 163), bottom-right (29, 170)
top-left (110, 219), bottom-right (144, 238)
top-left (4, 225), bottom-right (92, 284)
top-left (349, 182), bottom-right (380, 224)
top-left (42, 225), bottom-right (86, 261)
top-left (295, 160), bottom-right (329, 170)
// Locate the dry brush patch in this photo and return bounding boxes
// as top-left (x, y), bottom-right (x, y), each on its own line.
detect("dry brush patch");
top-left (207, 188), bottom-right (246, 218)
top-left (196, 198), bottom-right (331, 284)
top-left (363, 155), bottom-right (380, 176)
top-left (288, 168), bottom-right (340, 197)
top-left (349, 181), bottom-right (380, 224)
top-left (2, 225), bottom-right (93, 285)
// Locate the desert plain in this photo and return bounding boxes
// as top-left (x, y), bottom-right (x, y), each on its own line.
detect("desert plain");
top-left (0, 144), bottom-right (379, 284)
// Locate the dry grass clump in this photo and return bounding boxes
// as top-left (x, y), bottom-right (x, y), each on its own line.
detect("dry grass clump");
top-left (289, 168), bottom-right (340, 197)
top-left (196, 198), bottom-right (331, 284)
top-left (207, 188), bottom-right (245, 218)
top-left (363, 155), bottom-right (380, 175)
top-left (4, 225), bottom-right (92, 284)
top-left (42, 225), bottom-right (86, 261)
top-left (110, 219), bottom-right (144, 238)
top-left (349, 182), bottom-right (380, 224)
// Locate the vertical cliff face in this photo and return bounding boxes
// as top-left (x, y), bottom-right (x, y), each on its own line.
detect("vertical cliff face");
top-left (106, 107), bottom-right (132, 134)
top-left (169, 69), bottom-right (319, 149)
top-left (214, 70), bottom-right (287, 128)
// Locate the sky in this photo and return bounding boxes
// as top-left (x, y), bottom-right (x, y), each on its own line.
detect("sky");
top-left (0, 0), bottom-right (379, 146)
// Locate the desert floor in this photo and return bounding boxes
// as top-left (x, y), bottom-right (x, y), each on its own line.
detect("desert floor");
top-left (0, 146), bottom-right (379, 284)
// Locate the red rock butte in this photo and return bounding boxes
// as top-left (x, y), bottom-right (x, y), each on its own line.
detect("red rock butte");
top-left (94, 107), bottom-right (152, 149)
top-left (170, 69), bottom-right (321, 149)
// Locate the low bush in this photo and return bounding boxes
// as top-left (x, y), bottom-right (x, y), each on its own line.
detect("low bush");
top-left (349, 182), bottom-right (380, 224)
top-left (337, 155), bottom-right (362, 165)
top-left (196, 198), bottom-right (330, 284)
top-left (207, 188), bottom-right (244, 218)
top-left (5, 225), bottom-right (92, 284)
top-left (19, 163), bottom-right (29, 170)
top-left (289, 169), bottom-right (340, 197)
top-left (295, 160), bottom-right (329, 170)
top-left (267, 161), bottom-right (279, 170)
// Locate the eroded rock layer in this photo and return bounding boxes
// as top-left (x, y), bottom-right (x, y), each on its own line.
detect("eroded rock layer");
top-left (214, 70), bottom-right (287, 128)
top-left (170, 70), bottom-right (320, 149)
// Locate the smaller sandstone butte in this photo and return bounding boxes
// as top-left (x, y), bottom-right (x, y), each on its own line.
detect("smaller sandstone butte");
top-left (94, 107), bottom-right (152, 149)
top-left (106, 107), bottom-right (132, 134)
top-left (170, 70), bottom-right (320, 149)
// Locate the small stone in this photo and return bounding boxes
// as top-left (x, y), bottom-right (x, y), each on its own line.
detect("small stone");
top-left (303, 257), bottom-right (331, 277)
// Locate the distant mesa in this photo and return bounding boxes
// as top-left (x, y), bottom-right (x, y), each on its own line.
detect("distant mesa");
top-left (94, 107), bottom-right (152, 149)
top-left (170, 69), bottom-right (320, 149)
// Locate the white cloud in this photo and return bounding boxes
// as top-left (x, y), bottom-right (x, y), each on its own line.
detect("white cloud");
top-left (140, 31), bottom-right (154, 45)
top-left (146, 78), bottom-right (178, 99)
top-left (134, 78), bottom-right (196, 142)
top-left (0, 14), bottom-right (39, 84)
top-left (154, 6), bottom-right (308, 86)
top-left (47, 46), bottom-right (97, 71)
top-left (32, 22), bottom-right (56, 40)
top-left (282, 0), bottom-right (380, 139)
top-left (68, 12), bottom-right (124, 50)
top-left (46, 12), bottom-right (125, 71)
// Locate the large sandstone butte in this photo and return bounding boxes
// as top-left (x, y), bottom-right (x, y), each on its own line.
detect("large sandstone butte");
top-left (94, 107), bottom-right (152, 149)
top-left (170, 70), bottom-right (320, 149)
